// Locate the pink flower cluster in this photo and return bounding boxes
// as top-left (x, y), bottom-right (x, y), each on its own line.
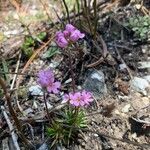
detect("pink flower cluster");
top-left (55, 24), bottom-right (85, 48)
top-left (63, 90), bottom-right (93, 107)
top-left (37, 69), bottom-right (60, 94)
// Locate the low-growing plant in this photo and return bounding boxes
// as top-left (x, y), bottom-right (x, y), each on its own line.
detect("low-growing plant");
top-left (47, 109), bottom-right (87, 147)
top-left (21, 32), bottom-right (47, 58)
top-left (125, 15), bottom-right (150, 40)
top-left (36, 24), bottom-right (93, 148)
top-left (21, 36), bottom-right (35, 58)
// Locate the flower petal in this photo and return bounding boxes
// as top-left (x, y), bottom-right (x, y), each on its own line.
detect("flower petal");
top-left (65, 24), bottom-right (76, 32)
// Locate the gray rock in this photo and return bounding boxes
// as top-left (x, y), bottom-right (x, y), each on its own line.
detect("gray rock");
top-left (29, 85), bottom-right (43, 96)
top-left (130, 77), bottom-right (149, 95)
top-left (38, 143), bottom-right (48, 150)
top-left (83, 69), bottom-right (107, 99)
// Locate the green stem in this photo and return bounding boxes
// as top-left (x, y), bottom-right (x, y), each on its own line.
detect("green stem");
top-left (62, 0), bottom-right (70, 23)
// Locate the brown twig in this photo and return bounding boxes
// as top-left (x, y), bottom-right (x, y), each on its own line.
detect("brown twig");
top-left (83, 0), bottom-right (93, 33)
top-left (86, 34), bottom-right (108, 68)
top-left (1, 106), bottom-right (20, 150)
top-left (86, 57), bottom-right (104, 68)
top-left (97, 35), bottom-right (108, 57)
top-left (48, 1), bottom-right (110, 27)
top-left (114, 43), bottom-right (133, 79)
top-left (61, 124), bottom-right (150, 149)
top-left (0, 77), bottom-right (34, 148)
top-left (0, 71), bottom-right (35, 76)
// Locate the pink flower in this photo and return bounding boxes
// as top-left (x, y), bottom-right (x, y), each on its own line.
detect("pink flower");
top-left (55, 31), bottom-right (68, 48)
top-left (70, 29), bottom-right (85, 42)
top-left (70, 92), bottom-right (85, 106)
top-left (37, 69), bottom-right (54, 87)
top-left (62, 93), bottom-right (72, 103)
top-left (55, 36), bottom-right (68, 48)
top-left (81, 90), bottom-right (93, 105)
top-left (65, 24), bottom-right (76, 32)
top-left (37, 69), bottom-right (61, 94)
top-left (55, 24), bottom-right (85, 48)
top-left (56, 31), bottom-right (64, 37)
top-left (47, 81), bottom-right (61, 94)
top-left (62, 90), bottom-right (93, 107)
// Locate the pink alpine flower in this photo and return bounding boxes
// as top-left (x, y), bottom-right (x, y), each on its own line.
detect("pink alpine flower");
top-left (55, 31), bottom-right (68, 48)
top-left (62, 90), bottom-right (93, 107)
top-left (55, 24), bottom-right (85, 48)
top-left (37, 69), bottom-right (61, 94)
top-left (81, 90), bottom-right (93, 105)
top-left (69, 29), bottom-right (85, 42)
top-left (65, 24), bottom-right (76, 32)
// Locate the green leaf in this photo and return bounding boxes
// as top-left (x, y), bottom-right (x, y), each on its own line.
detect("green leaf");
top-left (143, 21), bottom-right (148, 26)
top-left (43, 47), bottom-right (60, 59)
top-left (37, 32), bottom-right (47, 41)
top-left (1, 58), bottom-right (9, 83)
top-left (22, 47), bottom-right (33, 58)
top-left (140, 32), bottom-right (146, 38)
top-left (25, 37), bottom-right (35, 46)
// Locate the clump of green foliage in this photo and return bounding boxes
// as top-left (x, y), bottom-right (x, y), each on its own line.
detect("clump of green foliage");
top-left (47, 109), bottom-right (87, 148)
top-left (125, 15), bottom-right (150, 40)
top-left (21, 32), bottom-right (47, 58)
top-left (21, 36), bottom-right (35, 58)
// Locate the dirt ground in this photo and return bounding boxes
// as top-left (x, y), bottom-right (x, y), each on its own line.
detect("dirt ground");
top-left (0, 0), bottom-right (150, 150)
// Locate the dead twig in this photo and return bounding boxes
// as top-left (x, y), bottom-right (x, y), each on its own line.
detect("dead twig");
top-left (114, 43), bottom-right (133, 79)
top-left (86, 57), bottom-right (104, 68)
top-left (0, 71), bottom-right (35, 76)
top-left (131, 117), bottom-right (150, 125)
top-left (61, 124), bottom-right (150, 149)
top-left (0, 77), bottom-right (34, 148)
top-left (86, 34), bottom-right (108, 68)
top-left (98, 35), bottom-right (108, 57)
top-left (1, 106), bottom-right (20, 150)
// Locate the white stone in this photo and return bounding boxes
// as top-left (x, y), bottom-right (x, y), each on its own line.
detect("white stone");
top-left (138, 61), bottom-right (150, 69)
top-left (143, 75), bottom-right (150, 83)
top-left (119, 64), bottom-right (127, 70)
top-left (130, 77), bottom-right (149, 95)
top-left (122, 104), bottom-right (131, 113)
top-left (91, 72), bottom-right (104, 81)
top-left (29, 85), bottom-right (43, 96)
